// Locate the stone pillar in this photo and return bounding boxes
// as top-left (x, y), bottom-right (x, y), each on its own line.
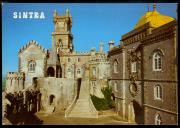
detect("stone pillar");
top-left (128, 102), bottom-right (135, 123)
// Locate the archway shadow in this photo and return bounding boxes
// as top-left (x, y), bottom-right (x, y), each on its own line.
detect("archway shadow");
top-left (6, 112), bottom-right (43, 125)
top-left (132, 100), bottom-right (144, 124)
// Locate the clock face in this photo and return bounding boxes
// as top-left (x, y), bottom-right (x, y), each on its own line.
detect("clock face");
top-left (58, 22), bottom-right (64, 28)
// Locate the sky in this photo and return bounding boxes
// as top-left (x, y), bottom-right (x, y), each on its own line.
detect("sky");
top-left (2, 3), bottom-right (177, 77)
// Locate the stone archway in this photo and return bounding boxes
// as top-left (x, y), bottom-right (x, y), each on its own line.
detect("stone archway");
top-left (47, 67), bottom-right (55, 77)
top-left (49, 95), bottom-right (55, 105)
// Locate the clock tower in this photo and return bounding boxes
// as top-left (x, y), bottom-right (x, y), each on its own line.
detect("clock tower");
top-left (52, 9), bottom-right (74, 54)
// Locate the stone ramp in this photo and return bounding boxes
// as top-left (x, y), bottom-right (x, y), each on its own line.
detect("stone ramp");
top-left (65, 79), bottom-right (98, 118)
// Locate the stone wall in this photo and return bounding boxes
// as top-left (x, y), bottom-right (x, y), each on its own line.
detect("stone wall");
top-left (6, 72), bottom-right (25, 93)
top-left (19, 44), bottom-right (46, 88)
top-left (144, 106), bottom-right (177, 125)
top-left (37, 77), bottom-right (77, 112)
top-left (143, 39), bottom-right (176, 81)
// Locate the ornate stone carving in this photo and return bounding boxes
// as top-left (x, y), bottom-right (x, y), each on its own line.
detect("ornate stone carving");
top-left (129, 82), bottom-right (139, 97)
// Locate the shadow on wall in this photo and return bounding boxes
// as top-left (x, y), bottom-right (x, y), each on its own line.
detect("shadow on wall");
top-left (133, 100), bottom-right (144, 124)
top-left (6, 112), bottom-right (43, 125)
top-left (77, 78), bottom-right (81, 99)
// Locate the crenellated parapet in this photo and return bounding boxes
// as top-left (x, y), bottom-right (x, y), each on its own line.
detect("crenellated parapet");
top-left (76, 51), bottom-right (90, 55)
top-left (18, 40), bottom-right (48, 55)
top-left (6, 72), bottom-right (25, 80)
top-left (6, 72), bottom-right (25, 93)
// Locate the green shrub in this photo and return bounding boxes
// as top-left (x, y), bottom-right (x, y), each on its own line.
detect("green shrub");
top-left (91, 86), bottom-right (115, 111)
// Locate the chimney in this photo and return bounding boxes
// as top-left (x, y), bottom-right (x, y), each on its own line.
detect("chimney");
top-left (108, 40), bottom-right (114, 51)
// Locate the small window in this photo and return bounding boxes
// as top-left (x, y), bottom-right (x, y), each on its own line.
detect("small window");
top-left (154, 85), bottom-right (162, 100)
top-left (77, 68), bottom-right (81, 74)
top-left (114, 82), bottom-right (118, 92)
top-left (114, 60), bottom-right (118, 73)
top-left (153, 51), bottom-right (162, 71)
top-left (131, 62), bottom-right (137, 73)
top-left (155, 114), bottom-right (162, 125)
top-left (77, 58), bottom-right (80, 62)
top-left (28, 60), bottom-right (36, 72)
top-left (68, 58), bottom-right (71, 62)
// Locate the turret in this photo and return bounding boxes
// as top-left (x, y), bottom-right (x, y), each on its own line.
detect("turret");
top-left (90, 47), bottom-right (96, 56)
top-left (108, 40), bottom-right (114, 51)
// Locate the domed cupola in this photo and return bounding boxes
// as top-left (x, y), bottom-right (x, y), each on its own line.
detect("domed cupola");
top-left (134, 4), bottom-right (175, 29)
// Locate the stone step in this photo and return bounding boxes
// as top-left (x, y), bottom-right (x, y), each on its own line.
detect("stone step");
top-left (65, 78), bottom-right (98, 118)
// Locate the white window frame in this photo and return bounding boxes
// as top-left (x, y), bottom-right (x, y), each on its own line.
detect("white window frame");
top-left (114, 60), bottom-right (118, 73)
top-left (153, 52), bottom-right (162, 71)
top-left (154, 85), bottom-right (162, 100)
top-left (114, 82), bottom-right (118, 92)
top-left (28, 60), bottom-right (36, 72)
top-left (77, 68), bottom-right (81, 75)
top-left (155, 114), bottom-right (162, 125)
top-left (131, 62), bottom-right (137, 73)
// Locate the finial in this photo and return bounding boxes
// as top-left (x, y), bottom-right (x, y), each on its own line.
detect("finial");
top-left (53, 10), bottom-right (58, 17)
top-left (153, 3), bottom-right (156, 11)
top-left (66, 8), bottom-right (69, 13)
top-left (147, 4), bottom-right (150, 12)
top-left (100, 42), bottom-right (104, 46)
top-left (66, 8), bottom-right (70, 16)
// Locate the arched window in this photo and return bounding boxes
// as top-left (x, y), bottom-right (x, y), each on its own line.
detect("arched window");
top-left (28, 60), bottom-right (36, 72)
top-left (154, 85), bottom-right (162, 100)
top-left (77, 68), bottom-right (81, 74)
top-left (153, 51), bottom-right (163, 71)
top-left (155, 114), bottom-right (162, 125)
top-left (114, 82), bottom-right (118, 92)
top-left (131, 62), bottom-right (137, 72)
top-left (114, 60), bottom-right (118, 73)
top-left (68, 58), bottom-right (71, 62)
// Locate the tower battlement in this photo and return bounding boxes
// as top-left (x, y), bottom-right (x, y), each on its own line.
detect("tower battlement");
top-left (6, 72), bottom-right (25, 80)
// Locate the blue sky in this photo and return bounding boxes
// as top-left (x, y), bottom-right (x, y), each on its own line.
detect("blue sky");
top-left (2, 3), bottom-right (177, 77)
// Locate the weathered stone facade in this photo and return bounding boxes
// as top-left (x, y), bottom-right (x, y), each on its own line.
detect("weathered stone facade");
top-left (108, 6), bottom-right (178, 125)
top-left (5, 9), bottom-right (110, 116)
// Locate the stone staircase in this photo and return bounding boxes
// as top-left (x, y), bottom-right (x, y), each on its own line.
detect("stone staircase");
top-left (65, 78), bottom-right (98, 118)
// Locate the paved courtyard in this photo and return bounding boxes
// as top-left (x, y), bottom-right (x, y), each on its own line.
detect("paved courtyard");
top-left (3, 109), bottom-right (137, 125)
top-left (35, 112), bottom-right (136, 125)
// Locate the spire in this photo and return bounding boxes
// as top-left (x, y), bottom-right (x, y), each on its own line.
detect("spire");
top-left (53, 10), bottom-right (58, 17)
top-left (153, 3), bottom-right (157, 11)
top-left (66, 8), bottom-right (71, 16)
